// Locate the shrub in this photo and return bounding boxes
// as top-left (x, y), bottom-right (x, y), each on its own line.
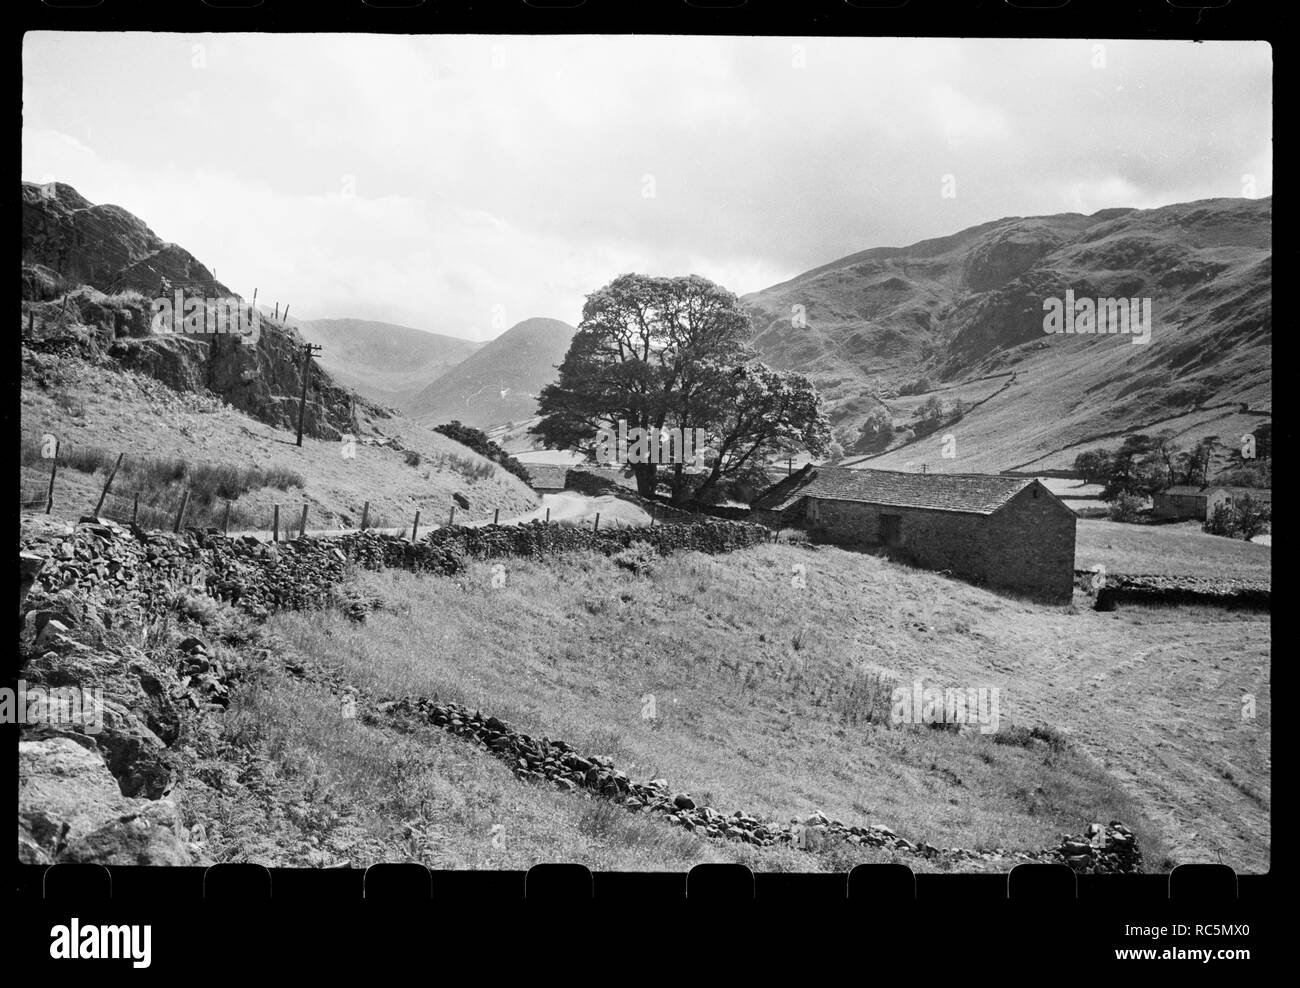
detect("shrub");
top-left (404, 450), bottom-right (422, 468)
top-left (444, 452), bottom-right (495, 482)
top-left (1204, 494), bottom-right (1271, 540)
top-left (433, 420), bottom-right (531, 483)
top-left (1106, 492), bottom-right (1145, 522)
top-left (991, 723), bottom-right (1069, 752)
top-left (613, 540), bottom-right (659, 576)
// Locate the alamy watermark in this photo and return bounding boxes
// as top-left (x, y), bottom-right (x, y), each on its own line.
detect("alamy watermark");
top-left (594, 419), bottom-right (708, 472)
top-left (151, 290), bottom-right (260, 344)
top-left (1042, 290), bottom-right (1152, 345)
top-left (1, 680), bottom-right (104, 734)
top-left (891, 680), bottom-right (1000, 734)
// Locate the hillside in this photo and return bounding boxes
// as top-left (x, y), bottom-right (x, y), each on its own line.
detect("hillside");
top-left (405, 316), bottom-right (576, 430)
top-left (744, 197), bottom-right (1271, 473)
top-left (294, 317), bottom-right (482, 409)
top-left (19, 181), bottom-right (539, 529)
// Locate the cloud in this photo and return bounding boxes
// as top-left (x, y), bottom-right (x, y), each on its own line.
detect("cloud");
top-left (22, 34), bottom-right (1272, 338)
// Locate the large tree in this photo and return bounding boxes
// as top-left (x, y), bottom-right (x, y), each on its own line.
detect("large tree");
top-left (533, 273), bottom-right (829, 503)
top-left (685, 362), bottom-right (832, 504)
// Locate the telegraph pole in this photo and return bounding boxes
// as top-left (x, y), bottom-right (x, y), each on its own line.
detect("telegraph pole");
top-left (295, 342), bottom-right (323, 447)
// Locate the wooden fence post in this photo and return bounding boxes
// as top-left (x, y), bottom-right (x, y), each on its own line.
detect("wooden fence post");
top-left (545, 507), bottom-right (550, 525)
top-left (447, 505), bottom-right (456, 527)
top-left (360, 501), bottom-right (370, 530)
top-left (132, 493), bottom-right (140, 527)
top-left (282, 304), bottom-right (290, 323)
top-left (650, 503), bottom-right (655, 527)
top-left (45, 444), bottom-right (59, 514)
top-left (93, 452), bottom-right (125, 517)
top-left (493, 508), bottom-right (500, 526)
top-left (299, 503), bottom-right (309, 539)
top-left (173, 491), bottom-right (190, 533)
top-left (272, 504), bottom-right (280, 543)
top-left (593, 513), bottom-right (600, 532)
top-left (411, 510), bottom-right (421, 541)
top-left (222, 500), bottom-right (231, 534)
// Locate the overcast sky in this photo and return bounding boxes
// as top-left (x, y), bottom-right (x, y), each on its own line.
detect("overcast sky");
top-left (23, 34), bottom-right (1271, 341)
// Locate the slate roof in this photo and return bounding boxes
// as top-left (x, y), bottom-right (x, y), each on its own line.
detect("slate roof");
top-left (753, 466), bottom-right (1042, 516)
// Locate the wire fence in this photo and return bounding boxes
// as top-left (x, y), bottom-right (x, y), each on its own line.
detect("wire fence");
top-left (20, 439), bottom-right (766, 544)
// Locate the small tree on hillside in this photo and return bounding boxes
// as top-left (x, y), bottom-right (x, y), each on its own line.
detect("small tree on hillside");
top-left (855, 405), bottom-right (894, 453)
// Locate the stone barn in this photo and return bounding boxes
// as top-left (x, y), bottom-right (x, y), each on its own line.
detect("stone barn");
top-left (521, 463), bottom-right (570, 495)
top-left (753, 466), bottom-right (1077, 602)
top-left (1152, 484), bottom-right (1271, 521)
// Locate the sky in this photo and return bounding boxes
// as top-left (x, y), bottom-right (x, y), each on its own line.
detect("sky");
top-left (22, 34), bottom-right (1271, 342)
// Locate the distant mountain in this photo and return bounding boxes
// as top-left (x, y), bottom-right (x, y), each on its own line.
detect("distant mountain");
top-left (743, 196), bottom-right (1271, 472)
top-left (405, 317), bottom-right (576, 430)
top-left (295, 318), bottom-right (482, 408)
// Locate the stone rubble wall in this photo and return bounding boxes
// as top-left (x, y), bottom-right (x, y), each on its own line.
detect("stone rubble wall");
top-left (1073, 569), bottom-right (1270, 610)
top-left (21, 514), bottom-right (772, 623)
top-left (368, 695), bottom-right (1142, 873)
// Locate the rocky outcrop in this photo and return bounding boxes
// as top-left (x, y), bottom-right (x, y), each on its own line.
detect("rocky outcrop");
top-left (21, 180), bottom-right (361, 440)
top-left (19, 738), bottom-right (202, 866)
top-left (960, 219), bottom-right (1067, 292)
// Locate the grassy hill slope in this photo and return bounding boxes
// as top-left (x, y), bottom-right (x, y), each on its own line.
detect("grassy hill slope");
top-left (242, 541), bottom-right (1268, 872)
top-left (294, 317), bottom-right (482, 409)
top-left (405, 317), bottom-right (575, 431)
top-left (745, 197), bottom-right (1270, 472)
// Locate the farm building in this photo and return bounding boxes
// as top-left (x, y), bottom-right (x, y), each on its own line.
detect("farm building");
top-left (521, 463), bottom-right (570, 494)
top-left (753, 466), bottom-right (1077, 602)
top-left (1151, 485), bottom-right (1272, 521)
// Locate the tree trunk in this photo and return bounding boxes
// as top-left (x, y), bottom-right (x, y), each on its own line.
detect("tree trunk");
top-left (668, 463), bottom-right (687, 505)
top-left (632, 462), bottom-right (657, 498)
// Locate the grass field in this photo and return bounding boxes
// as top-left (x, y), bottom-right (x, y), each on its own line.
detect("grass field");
top-left (1075, 517), bottom-right (1271, 580)
top-left (201, 538), bottom-right (1271, 873)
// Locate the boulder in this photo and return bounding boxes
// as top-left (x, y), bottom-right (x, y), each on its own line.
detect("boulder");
top-left (18, 737), bottom-right (195, 866)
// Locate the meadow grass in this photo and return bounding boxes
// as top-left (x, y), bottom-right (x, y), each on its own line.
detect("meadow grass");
top-left (253, 542), bottom-right (1238, 870)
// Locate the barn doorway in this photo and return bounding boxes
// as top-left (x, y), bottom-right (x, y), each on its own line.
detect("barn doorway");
top-left (881, 513), bottom-right (901, 547)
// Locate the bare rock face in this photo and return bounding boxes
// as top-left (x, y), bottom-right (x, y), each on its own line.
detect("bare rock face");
top-left (960, 220), bottom-right (1066, 292)
top-left (19, 738), bottom-right (196, 866)
top-left (21, 180), bottom-right (363, 441)
top-left (22, 182), bottom-right (223, 298)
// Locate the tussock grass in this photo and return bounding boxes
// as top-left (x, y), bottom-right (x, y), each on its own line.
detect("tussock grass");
top-left (183, 664), bottom-right (910, 871)
top-left (20, 437), bottom-right (304, 528)
top-left (254, 542), bottom-right (1251, 870)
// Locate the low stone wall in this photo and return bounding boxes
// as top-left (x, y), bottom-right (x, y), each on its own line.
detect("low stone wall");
top-left (21, 513), bottom-right (771, 622)
top-left (1073, 569), bottom-right (1270, 611)
top-left (370, 695), bottom-right (1142, 873)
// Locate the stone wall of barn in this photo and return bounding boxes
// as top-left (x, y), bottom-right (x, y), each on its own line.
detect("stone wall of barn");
top-left (803, 488), bottom-right (1075, 603)
top-left (983, 486), bottom-right (1077, 602)
top-left (805, 498), bottom-right (990, 581)
top-left (1152, 493), bottom-right (1206, 520)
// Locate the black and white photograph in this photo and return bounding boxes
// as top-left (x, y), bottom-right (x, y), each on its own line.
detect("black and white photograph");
top-left (19, 31), bottom-right (1270, 890)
